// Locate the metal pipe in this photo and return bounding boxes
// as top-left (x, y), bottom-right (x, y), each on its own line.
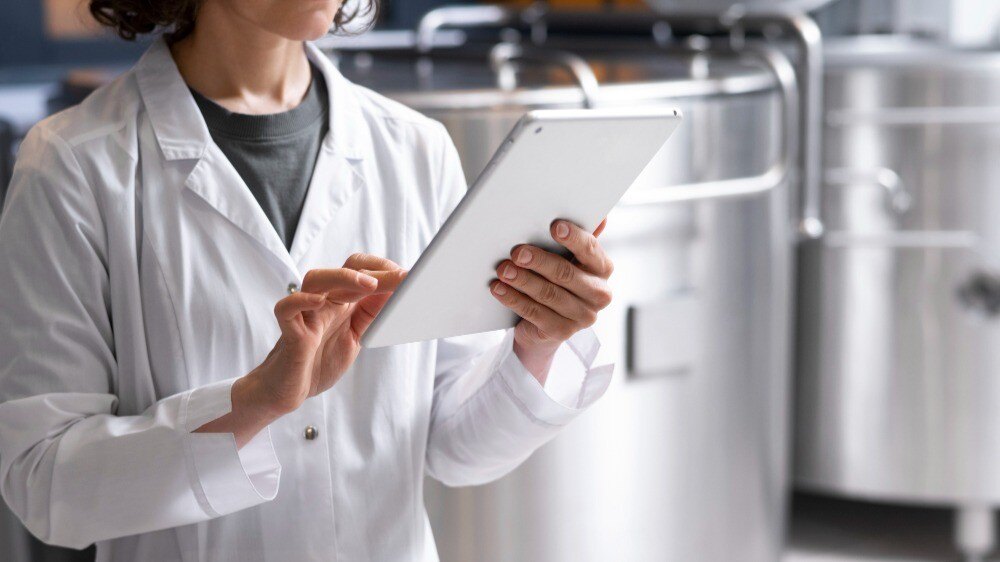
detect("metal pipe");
top-left (540, 8), bottom-right (824, 238)
top-left (956, 505), bottom-right (996, 562)
top-left (416, 5), bottom-right (520, 54)
top-left (410, 7), bottom-right (819, 221)
top-left (779, 11), bottom-right (824, 239)
top-left (315, 29), bottom-right (467, 52)
top-left (620, 44), bottom-right (798, 207)
top-left (729, 9), bottom-right (824, 238)
top-left (619, 166), bottom-right (786, 207)
top-left (488, 43), bottom-right (601, 109)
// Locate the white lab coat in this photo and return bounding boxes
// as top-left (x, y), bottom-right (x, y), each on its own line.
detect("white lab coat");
top-left (0, 39), bottom-right (612, 562)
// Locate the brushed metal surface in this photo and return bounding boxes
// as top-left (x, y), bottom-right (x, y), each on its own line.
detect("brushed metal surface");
top-left (341, 45), bottom-right (793, 561)
top-left (795, 37), bottom-right (1000, 505)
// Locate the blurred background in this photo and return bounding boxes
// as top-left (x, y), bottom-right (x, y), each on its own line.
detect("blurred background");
top-left (4, 0), bottom-right (1000, 561)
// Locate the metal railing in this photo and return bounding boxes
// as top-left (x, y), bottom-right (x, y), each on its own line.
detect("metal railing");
top-left (410, 5), bottom-right (824, 237)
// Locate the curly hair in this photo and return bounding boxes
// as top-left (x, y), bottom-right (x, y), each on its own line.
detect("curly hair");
top-left (88, 0), bottom-right (379, 41)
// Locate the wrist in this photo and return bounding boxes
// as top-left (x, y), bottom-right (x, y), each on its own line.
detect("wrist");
top-left (195, 374), bottom-right (285, 449)
top-left (513, 337), bottom-right (559, 385)
top-left (232, 372), bottom-right (288, 424)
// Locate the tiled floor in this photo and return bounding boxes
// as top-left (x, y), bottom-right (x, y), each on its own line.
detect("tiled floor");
top-left (784, 493), bottom-right (992, 561)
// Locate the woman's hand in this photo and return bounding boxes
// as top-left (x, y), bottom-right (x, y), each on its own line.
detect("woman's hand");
top-left (255, 254), bottom-right (406, 414)
top-left (489, 219), bottom-right (614, 384)
top-left (198, 254), bottom-right (406, 447)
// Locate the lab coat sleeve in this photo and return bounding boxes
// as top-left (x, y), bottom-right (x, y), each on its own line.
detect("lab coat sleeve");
top-left (424, 124), bottom-right (614, 487)
top-left (0, 126), bottom-right (280, 549)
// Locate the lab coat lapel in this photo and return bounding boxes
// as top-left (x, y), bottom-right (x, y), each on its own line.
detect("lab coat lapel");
top-left (135, 38), bottom-right (300, 277)
top-left (184, 147), bottom-right (300, 275)
top-left (289, 43), bottom-right (373, 266)
top-left (288, 148), bottom-right (365, 265)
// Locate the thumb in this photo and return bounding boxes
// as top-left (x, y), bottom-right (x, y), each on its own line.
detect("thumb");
top-left (351, 292), bottom-right (394, 336)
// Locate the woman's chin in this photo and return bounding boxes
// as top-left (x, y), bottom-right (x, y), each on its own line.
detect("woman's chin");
top-left (281, 15), bottom-right (342, 42)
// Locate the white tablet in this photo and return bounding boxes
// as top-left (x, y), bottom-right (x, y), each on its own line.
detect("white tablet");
top-left (361, 107), bottom-right (682, 348)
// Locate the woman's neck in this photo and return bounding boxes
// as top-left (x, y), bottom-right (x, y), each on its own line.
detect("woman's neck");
top-left (170, 3), bottom-right (313, 115)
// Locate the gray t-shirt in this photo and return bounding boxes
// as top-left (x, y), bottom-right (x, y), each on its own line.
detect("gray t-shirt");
top-left (190, 67), bottom-right (329, 248)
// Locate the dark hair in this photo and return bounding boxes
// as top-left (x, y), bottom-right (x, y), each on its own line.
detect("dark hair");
top-left (88, 0), bottom-right (379, 41)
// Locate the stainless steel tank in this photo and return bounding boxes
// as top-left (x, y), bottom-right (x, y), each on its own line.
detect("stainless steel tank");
top-left (645, 0), bottom-right (838, 14)
top-left (331, 34), bottom-right (796, 561)
top-left (794, 36), bottom-right (1000, 559)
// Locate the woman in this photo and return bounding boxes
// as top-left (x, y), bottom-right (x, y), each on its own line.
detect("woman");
top-left (0, 1), bottom-right (614, 560)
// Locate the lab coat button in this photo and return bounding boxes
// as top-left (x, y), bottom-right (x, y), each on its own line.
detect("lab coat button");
top-left (304, 426), bottom-right (318, 440)
top-left (287, 283), bottom-right (299, 294)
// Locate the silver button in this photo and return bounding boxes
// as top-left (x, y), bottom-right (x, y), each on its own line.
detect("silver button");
top-left (287, 283), bottom-right (299, 295)
top-left (304, 425), bottom-right (318, 441)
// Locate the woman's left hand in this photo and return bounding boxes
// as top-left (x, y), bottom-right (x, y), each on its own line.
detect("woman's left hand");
top-left (490, 218), bottom-right (614, 384)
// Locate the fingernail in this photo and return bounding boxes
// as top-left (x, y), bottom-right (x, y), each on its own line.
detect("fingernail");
top-left (493, 282), bottom-right (508, 296)
top-left (359, 275), bottom-right (378, 289)
top-left (502, 264), bottom-right (517, 280)
top-left (556, 221), bottom-right (570, 239)
top-left (515, 248), bottom-right (532, 265)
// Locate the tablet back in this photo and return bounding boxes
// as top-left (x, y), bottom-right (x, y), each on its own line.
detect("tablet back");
top-left (362, 108), bottom-right (682, 348)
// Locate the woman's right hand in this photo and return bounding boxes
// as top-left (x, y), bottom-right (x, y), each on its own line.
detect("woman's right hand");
top-left (198, 254), bottom-right (406, 447)
top-left (251, 254), bottom-right (407, 415)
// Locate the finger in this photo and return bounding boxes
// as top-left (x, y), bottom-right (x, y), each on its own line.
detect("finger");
top-left (343, 253), bottom-right (402, 273)
top-left (496, 260), bottom-right (595, 324)
top-left (593, 217), bottom-right (608, 238)
top-left (550, 220), bottom-right (614, 278)
top-left (358, 268), bottom-right (408, 293)
top-left (489, 281), bottom-right (577, 342)
top-left (274, 292), bottom-right (326, 336)
top-left (351, 292), bottom-right (394, 336)
top-left (510, 245), bottom-right (614, 309)
top-left (342, 253), bottom-right (408, 292)
top-left (301, 268), bottom-right (378, 303)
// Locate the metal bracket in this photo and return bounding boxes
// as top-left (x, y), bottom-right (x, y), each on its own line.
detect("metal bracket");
top-left (618, 44), bottom-right (798, 207)
top-left (824, 166), bottom-right (912, 214)
top-left (488, 43), bottom-right (601, 109)
top-left (415, 3), bottom-right (549, 54)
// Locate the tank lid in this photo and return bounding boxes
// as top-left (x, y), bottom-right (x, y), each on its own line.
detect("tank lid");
top-left (331, 43), bottom-right (778, 111)
top-left (825, 36), bottom-right (1000, 69)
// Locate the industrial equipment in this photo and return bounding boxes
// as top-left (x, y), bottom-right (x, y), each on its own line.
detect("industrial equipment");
top-left (795, 35), bottom-right (1000, 561)
top-left (325, 6), bottom-right (804, 560)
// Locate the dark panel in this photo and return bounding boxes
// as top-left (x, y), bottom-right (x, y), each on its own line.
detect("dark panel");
top-left (0, 0), bottom-right (466, 69)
